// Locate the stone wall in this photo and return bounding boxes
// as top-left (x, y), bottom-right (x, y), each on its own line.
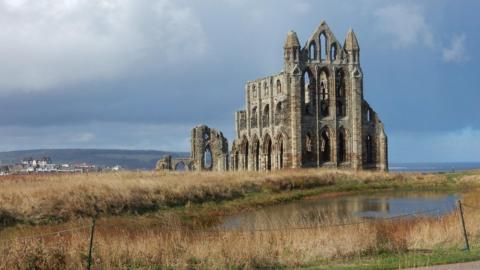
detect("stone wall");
top-left (156, 125), bottom-right (229, 172)
top-left (157, 20), bottom-right (388, 173)
top-left (231, 21), bottom-right (388, 171)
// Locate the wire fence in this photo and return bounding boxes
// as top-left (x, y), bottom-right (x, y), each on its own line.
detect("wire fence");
top-left (1, 200), bottom-right (480, 269)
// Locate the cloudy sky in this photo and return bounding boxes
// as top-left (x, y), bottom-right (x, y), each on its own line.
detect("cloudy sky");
top-left (0, 0), bottom-right (478, 163)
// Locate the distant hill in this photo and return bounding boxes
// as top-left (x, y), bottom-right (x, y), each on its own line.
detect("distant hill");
top-left (0, 149), bottom-right (189, 170)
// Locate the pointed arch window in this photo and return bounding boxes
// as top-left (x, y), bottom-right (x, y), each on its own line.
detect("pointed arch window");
top-left (330, 43), bottom-right (337, 61)
top-left (366, 135), bottom-right (374, 164)
top-left (203, 146), bottom-right (213, 170)
top-left (305, 133), bottom-right (313, 153)
top-left (367, 108), bottom-right (373, 122)
top-left (303, 72), bottom-right (314, 115)
top-left (320, 129), bottom-right (331, 162)
top-left (309, 42), bottom-right (316, 60)
top-left (275, 102), bottom-right (284, 125)
top-left (251, 106), bottom-right (258, 128)
top-left (338, 130), bottom-right (347, 163)
top-left (262, 104), bottom-right (270, 127)
top-left (320, 79), bottom-right (329, 117)
top-left (319, 32), bottom-right (327, 61)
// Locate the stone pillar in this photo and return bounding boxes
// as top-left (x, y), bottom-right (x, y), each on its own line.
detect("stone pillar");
top-left (378, 125), bottom-right (389, 172)
top-left (350, 67), bottom-right (363, 170)
top-left (290, 72), bottom-right (302, 168)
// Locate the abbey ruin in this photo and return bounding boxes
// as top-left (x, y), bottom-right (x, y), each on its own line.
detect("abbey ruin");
top-left (157, 21), bottom-right (388, 172)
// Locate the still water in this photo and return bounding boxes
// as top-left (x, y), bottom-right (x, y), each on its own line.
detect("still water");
top-left (221, 191), bottom-right (459, 230)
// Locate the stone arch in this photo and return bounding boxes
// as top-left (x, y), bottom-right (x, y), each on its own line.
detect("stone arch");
top-left (275, 133), bottom-right (286, 169)
top-left (174, 161), bottom-right (186, 171)
top-left (366, 134), bottom-right (374, 164)
top-left (262, 104), bottom-right (270, 127)
top-left (320, 127), bottom-right (332, 163)
top-left (303, 130), bottom-right (316, 166)
top-left (241, 135), bottom-right (249, 171)
top-left (366, 108), bottom-right (373, 123)
top-left (319, 69), bottom-right (330, 117)
top-left (336, 68), bottom-right (347, 117)
top-left (309, 41), bottom-right (317, 60)
top-left (330, 42), bottom-right (337, 61)
top-left (262, 133), bottom-right (273, 171)
top-left (302, 69), bottom-right (315, 116)
top-left (172, 159), bottom-right (192, 172)
top-left (275, 101), bottom-right (284, 125)
top-left (203, 144), bottom-right (213, 170)
top-left (319, 32), bottom-right (327, 61)
top-left (234, 150), bottom-right (239, 171)
top-left (251, 106), bottom-right (258, 128)
top-left (252, 85), bottom-right (257, 98)
top-left (305, 132), bottom-right (313, 153)
top-left (251, 135), bottom-right (260, 171)
top-left (337, 127), bottom-right (349, 164)
top-left (276, 79), bottom-right (282, 94)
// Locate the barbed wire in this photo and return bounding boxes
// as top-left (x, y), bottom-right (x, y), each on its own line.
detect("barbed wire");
top-left (91, 206), bottom-right (445, 234)
top-left (461, 203), bottom-right (480, 210)
top-left (0, 205), bottom-right (454, 243)
top-left (0, 224), bottom-right (91, 244)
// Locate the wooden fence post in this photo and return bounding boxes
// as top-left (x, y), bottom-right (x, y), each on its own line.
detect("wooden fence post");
top-left (458, 200), bottom-right (470, 251)
top-left (87, 217), bottom-right (96, 270)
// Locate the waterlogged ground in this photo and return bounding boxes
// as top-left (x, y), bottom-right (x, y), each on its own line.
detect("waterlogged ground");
top-left (220, 191), bottom-right (460, 230)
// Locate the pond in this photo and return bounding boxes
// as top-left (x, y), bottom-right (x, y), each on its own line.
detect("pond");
top-left (220, 191), bottom-right (460, 230)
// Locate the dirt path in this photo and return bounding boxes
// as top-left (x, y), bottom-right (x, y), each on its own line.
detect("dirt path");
top-left (408, 261), bottom-right (480, 269)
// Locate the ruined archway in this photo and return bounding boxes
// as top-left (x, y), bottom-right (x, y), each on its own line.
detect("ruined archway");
top-left (263, 134), bottom-right (273, 171)
top-left (241, 136), bottom-right (249, 171)
top-left (252, 136), bottom-right (260, 171)
top-left (338, 128), bottom-right (347, 163)
top-left (191, 125), bottom-right (229, 171)
top-left (203, 145), bottom-right (213, 170)
top-left (302, 69), bottom-right (315, 116)
top-left (276, 134), bottom-right (285, 169)
top-left (174, 161), bottom-right (186, 171)
top-left (319, 69), bottom-right (329, 117)
top-left (234, 150), bottom-right (239, 171)
top-left (320, 128), bottom-right (331, 163)
top-left (366, 134), bottom-right (374, 164)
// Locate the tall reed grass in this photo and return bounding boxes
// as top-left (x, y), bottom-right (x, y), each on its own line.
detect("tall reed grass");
top-left (0, 170), bottom-right (479, 269)
top-left (0, 169), bottom-right (470, 227)
top-left (2, 202), bottom-right (480, 270)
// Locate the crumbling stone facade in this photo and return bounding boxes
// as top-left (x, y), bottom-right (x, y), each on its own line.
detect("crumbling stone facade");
top-left (156, 125), bottom-right (229, 171)
top-left (231, 21), bottom-right (388, 171)
top-left (191, 125), bottom-right (229, 171)
top-left (157, 21), bottom-right (388, 172)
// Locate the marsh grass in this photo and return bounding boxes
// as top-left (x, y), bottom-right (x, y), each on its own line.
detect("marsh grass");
top-left (0, 169), bottom-right (475, 227)
top-left (0, 170), bottom-right (480, 269)
top-left (0, 205), bottom-right (477, 270)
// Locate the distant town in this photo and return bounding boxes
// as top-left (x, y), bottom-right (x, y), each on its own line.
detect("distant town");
top-left (0, 156), bottom-right (122, 175)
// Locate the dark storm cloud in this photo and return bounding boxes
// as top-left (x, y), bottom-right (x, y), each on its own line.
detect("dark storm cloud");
top-left (0, 0), bottom-right (478, 162)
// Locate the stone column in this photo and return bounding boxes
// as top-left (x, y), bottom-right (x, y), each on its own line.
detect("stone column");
top-left (350, 67), bottom-right (363, 170)
top-left (290, 73), bottom-right (302, 168)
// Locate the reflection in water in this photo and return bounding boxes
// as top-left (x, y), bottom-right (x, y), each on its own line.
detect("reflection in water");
top-left (221, 191), bottom-right (459, 230)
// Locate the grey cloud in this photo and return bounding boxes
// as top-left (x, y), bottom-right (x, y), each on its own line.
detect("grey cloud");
top-left (0, 0), bottom-right (206, 91)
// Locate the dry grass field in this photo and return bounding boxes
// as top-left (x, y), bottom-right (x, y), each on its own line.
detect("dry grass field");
top-left (1, 170), bottom-right (480, 269)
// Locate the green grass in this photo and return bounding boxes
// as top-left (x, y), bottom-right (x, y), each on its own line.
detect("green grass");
top-left (303, 247), bottom-right (480, 270)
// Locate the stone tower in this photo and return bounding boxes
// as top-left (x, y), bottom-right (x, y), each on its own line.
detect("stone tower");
top-left (231, 21), bottom-right (388, 171)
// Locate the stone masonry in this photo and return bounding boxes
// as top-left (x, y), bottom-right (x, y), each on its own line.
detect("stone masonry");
top-left (231, 21), bottom-right (388, 171)
top-left (157, 21), bottom-right (388, 172)
top-left (156, 125), bottom-right (229, 171)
